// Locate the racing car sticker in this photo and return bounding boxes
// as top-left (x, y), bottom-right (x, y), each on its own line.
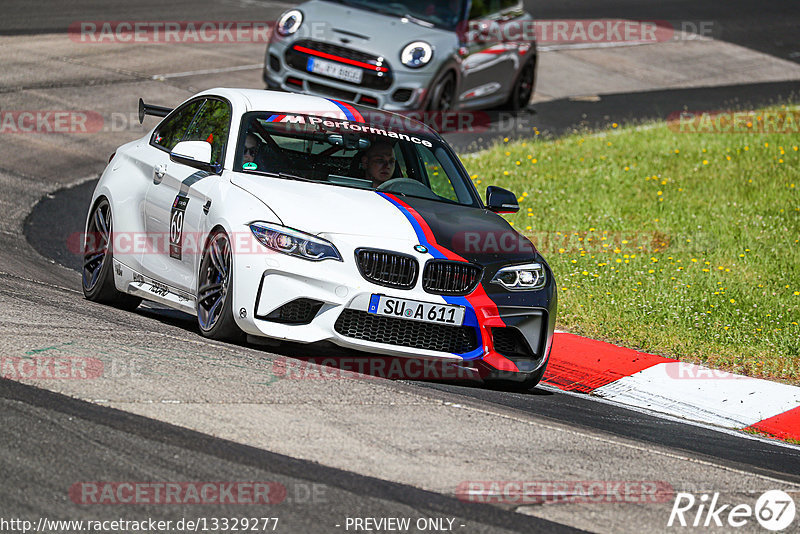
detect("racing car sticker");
top-left (169, 195), bottom-right (189, 260)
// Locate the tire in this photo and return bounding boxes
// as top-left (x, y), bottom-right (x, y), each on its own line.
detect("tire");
top-left (197, 229), bottom-right (242, 340)
top-left (82, 198), bottom-right (142, 310)
top-left (427, 73), bottom-right (456, 112)
top-left (505, 56), bottom-right (536, 112)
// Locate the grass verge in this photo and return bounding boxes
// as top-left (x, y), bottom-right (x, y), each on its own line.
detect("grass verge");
top-left (464, 106), bottom-right (799, 382)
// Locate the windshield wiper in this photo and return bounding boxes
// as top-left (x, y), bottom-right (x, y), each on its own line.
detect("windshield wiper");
top-left (402, 13), bottom-right (434, 28)
top-left (244, 169), bottom-right (315, 183)
top-left (278, 172), bottom-right (315, 183)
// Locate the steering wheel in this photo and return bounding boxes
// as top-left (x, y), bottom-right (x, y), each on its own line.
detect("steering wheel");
top-left (377, 178), bottom-right (439, 200)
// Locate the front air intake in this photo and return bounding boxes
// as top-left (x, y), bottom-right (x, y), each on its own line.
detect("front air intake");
top-left (334, 309), bottom-right (479, 354)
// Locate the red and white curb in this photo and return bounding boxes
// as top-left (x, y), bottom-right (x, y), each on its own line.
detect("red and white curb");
top-left (541, 333), bottom-right (800, 442)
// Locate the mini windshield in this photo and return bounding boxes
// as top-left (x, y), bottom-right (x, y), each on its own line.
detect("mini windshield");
top-left (235, 111), bottom-right (480, 207)
top-left (324, 0), bottom-right (466, 30)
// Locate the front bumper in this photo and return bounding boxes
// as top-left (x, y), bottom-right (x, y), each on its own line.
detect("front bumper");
top-left (231, 236), bottom-right (556, 375)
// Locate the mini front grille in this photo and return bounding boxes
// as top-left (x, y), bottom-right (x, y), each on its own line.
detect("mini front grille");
top-left (285, 39), bottom-right (393, 90)
top-left (356, 249), bottom-right (418, 290)
top-left (263, 298), bottom-right (323, 325)
top-left (334, 309), bottom-right (479, 354)
top-left (293, 39), bottom-right (382, 67)
top-left (492, 327), bottom-right (535, 359)
top-left (422, 261), bottom-right (482, 295)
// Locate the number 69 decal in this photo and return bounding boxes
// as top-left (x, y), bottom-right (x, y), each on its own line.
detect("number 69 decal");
top-left (170, 195), bottom-right (189, 260)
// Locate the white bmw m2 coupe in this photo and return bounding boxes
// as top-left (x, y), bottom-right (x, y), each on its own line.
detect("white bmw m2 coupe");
top-left (83, 89), bottom-right (556, 388)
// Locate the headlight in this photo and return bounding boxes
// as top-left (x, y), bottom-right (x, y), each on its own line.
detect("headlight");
top-left (491, 263), bottom-right (546, 291)
top-left (276, 9), bottom-right (303, 36)
top-left (250, 223), bottom-right (342, 262)
top-left (401, 41), bottom-right (433, 68)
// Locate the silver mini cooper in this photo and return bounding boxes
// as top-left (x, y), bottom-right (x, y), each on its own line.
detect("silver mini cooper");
top-left (263, 0), bottom-right (537, 112)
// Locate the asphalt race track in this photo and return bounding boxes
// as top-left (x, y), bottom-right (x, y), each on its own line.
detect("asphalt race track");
top-left (3, 1), bottom-right (800, 533)
top-left (27, 179), bottom-right (800, 482)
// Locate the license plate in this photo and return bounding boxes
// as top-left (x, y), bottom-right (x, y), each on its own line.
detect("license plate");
top-left (307, 57), bottom-right (364, 84)
top-left (367, 295), bottom-right (465, 326)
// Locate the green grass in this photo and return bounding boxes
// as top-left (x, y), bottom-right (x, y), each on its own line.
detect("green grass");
top-left (464, 106), bottom-right (800, 383)
top-left (742, 427), bottom-right (800, 445)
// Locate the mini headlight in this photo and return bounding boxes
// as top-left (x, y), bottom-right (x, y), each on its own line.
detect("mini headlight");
top-left (491, 263), bottom-right (546, 291)
top-left (250, 223), bottom-right (341, 262)
top-left (276, 9), bottom-right (303, 37)
top-left (401, 41), bottom-right (433, 68)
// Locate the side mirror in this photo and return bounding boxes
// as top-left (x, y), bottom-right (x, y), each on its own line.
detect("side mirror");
top-left (486, 186), bottom-right (519, 214)
top-left (170, 141), bottom-right (220, 174)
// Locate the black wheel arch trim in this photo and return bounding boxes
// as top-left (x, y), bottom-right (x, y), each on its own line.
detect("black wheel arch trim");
top-left (424, 59), bottom-right (462, 109)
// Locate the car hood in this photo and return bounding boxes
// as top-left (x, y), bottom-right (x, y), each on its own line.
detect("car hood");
top-left (290, 0), bottom-right (455, 56)
top-left (231, 173), bottom-right (419, 240)
top-left (231, 173), bottom-right (539, 265)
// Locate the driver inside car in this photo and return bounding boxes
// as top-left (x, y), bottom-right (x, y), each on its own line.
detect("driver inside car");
top-left (362, 140), bottom-right (398, 188)
top-left (242, 133), bottom-right (261, 166)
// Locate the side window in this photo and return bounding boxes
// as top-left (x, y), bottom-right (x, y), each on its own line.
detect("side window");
top-left (470, 0), bottom-right (519, 19)
top-left (184, 99), bottom-right (232, 165)
top-left (469, 0), bottom-right (491, 19)
top-left (418, 146), bottom-right (458, 202)
top-left (151, 100), bottom-right (203, 152)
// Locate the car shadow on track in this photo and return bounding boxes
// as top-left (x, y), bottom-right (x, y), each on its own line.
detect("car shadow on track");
top-left (136, 303), bottom-right (554, 394)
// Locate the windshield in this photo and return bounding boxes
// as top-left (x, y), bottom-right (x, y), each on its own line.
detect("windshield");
top-left (235, 111), bottom-right (480, 207)
top-left (323, 0), bottom-right (466, 30)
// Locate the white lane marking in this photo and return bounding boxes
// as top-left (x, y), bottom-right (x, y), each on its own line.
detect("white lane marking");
top-left (152, 64), bottom-right (263, 80)
top-left (592, 362), bottom-right (800, 428)
top-left (539, 41), bottom-right (657, 52)
top-left (537, 32), bottom-right (711, 52)
top-left (539, 384), bottom-right (800, 453)
top-left (0, 270), bottom-right (81, 294)
top-left (445, 399), bottom-right (800, 486)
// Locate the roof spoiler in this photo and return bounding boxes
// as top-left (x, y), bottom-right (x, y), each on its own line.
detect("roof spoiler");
top-left (138, 98), bottom-right (172, 123)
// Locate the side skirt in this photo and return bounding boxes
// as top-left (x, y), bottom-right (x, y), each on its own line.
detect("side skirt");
top-left (113, 259), bottom-right (196, 315)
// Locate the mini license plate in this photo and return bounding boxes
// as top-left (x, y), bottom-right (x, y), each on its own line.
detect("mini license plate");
top-left (307, 57), bottom-right (364, 84)
top-left (368, 295), bottom-right (465, 326)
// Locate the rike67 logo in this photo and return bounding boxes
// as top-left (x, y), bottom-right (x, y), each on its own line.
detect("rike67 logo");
top-left (668, 490), bottom-right (796, 531)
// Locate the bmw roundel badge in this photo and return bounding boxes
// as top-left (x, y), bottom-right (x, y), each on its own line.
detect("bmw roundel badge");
top-left (414, 245), bottom-right (428, 254)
